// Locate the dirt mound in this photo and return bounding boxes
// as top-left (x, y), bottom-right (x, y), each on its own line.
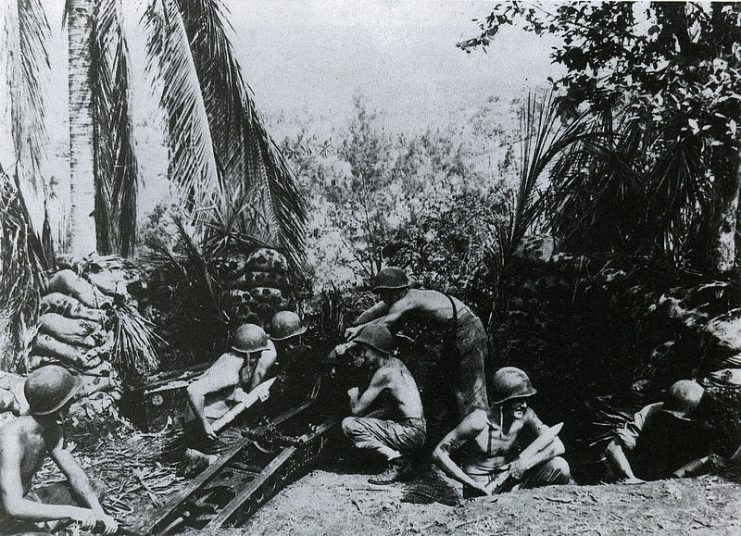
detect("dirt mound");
top-left (242, 466), bottom-right (741, 535)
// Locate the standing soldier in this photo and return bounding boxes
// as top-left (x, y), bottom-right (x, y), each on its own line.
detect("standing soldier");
top-left (0, 366), bottom-right (118, 534)
top-left (341, 325), bottom-right (426, 484)
top-left (344, 267), bottom-right (488, 417)
top-left (432, 367), bottom-right (571, 497)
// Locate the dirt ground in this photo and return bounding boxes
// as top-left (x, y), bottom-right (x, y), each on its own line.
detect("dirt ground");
top-left (35, 425), bottom-right (741, 535)
top-left (245, 465), bottom-right (741, 536)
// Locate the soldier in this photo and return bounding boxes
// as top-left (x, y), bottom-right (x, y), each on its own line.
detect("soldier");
top-left (344, 267), bottom-right (488, 417)
top-left (605, 380), bottom-right (713, 482)
top-left (341, 325), bottom-right (426, 484)
top-left (267, 312), bottom-right (319, 405)
top-left (183, 324), bottom-right (278, 470)
top-left (432, 367), bottom-right (571, 497)
top-left (0, 366), bottom-right (117, 535)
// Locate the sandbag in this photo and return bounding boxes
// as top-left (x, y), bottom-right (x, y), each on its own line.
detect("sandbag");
top-left (242, 271), bottom-right (289, 290)
top-left (32, 335), bottom-right (102, 370)
top-left (38, 314), bottom-right (101, 348)
top-left (251, 287), bottom-right (283, 303)
top-left (78, 374), bottom-right (118, 397)
top-left (86, 270), bottom-right (128, 297)
top-left (252, 302), bottom-right (276, 319)
top-left (40, 293), bottom-right (107, 324)
top-left (246, 248), bottom-right (288, 273)
top-left (226, 289), bottom-right (253, 306)
top-left (45, 270), bottom-right (112, 309)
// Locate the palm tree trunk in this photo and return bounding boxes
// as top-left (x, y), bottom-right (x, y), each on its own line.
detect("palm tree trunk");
top-left (708, 155), bottom-right (741, 274)
top-left (66, 0), bottom-right (97, 258)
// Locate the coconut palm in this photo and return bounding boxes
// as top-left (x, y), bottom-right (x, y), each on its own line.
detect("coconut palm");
top-left (3, 0), bottom-right (306, 264)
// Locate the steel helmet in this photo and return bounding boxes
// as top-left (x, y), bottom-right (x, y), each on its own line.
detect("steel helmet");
top-left (661, 380), bottom-right (703, 421)
top-left (231, 323), bottom-right (270, 354)
top-left (24, 365), bottom-right (81, 415)
top-left (353, 325), bottom-right (394, 355)
top-left (373, 267), bottom-right (410, 291)
top-left (491, 367), bottom-right (537, 405)
top-left (269, 311), bottom-right (307, 341)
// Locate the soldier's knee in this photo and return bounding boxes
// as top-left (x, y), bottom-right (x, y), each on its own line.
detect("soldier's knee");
top-left (548, 456), bottom-right (571, 482)
top-left (341, 417), bottom-right (358, 436)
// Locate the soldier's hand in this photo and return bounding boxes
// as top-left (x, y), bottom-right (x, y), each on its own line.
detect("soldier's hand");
top-left (95, 512), bottom-right (118, 535)
top-left (71, 510), bottom-right (98, 530)
top-left (347, 387), bottom-right (360, 400)
top-left (203, 421), bottom-right (217, 440)
top-left (344, 326), bottom-right (360, 340)
top-left (231, 387), bottom-right (249, 403)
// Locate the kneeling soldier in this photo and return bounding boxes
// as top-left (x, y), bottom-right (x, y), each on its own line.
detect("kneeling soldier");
top-left (341, 325), bottom-right (426, 485)
top-left (605, 379), bottom-right (712, 482)
top-left (0, 366), bottom-right (117, 535)
top-left (433, 367), bottom-right (571, 497)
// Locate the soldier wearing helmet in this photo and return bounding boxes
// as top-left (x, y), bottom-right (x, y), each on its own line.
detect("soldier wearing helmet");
top-left (605, 379), bottom-right (713, 482)
top-left (0, 366), bottom-right (118, 534)
top-left (267, 311), bottom-right (320, 406)
top-left (343, 266), bottom-right (488, 418)
top-left (433, 367), bottom-right (571, 497)
top-left (186, 323), bottom-right (278, 443)
top-left (341, 325), bottom-right (426, 485)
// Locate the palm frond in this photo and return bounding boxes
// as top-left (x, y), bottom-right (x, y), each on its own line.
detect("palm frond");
top-left (141, 0), bottom-right (220, 213)
top-left (0, 166), bottom-right (51, 370)
top-left (90, 0), bottom-right (138, 257)
top-left (176, 0), bottom-right (307, 272)
top-left (2, 0), bottom-right (51, 237)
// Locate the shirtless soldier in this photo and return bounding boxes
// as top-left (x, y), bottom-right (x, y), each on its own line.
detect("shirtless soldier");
top-left (432, 367), bottom-right (571, 497)
top-left (341, 325), bottom-right (426, 484)
top-left (344, 267), bottom-right (488, 417)
top-left (0, 365), bottom-right (118, 535)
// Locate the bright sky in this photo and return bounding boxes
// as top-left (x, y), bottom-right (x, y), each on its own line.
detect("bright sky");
top-left (1, 1), bottom-right (563, 229)
top-left (223, 0), bottom-right (562, 129)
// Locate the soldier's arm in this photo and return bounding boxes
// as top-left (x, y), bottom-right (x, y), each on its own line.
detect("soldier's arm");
top-left (432, 410), bottom-right (490, 494)
top-left (50, 434), bottom-right (118, 534)
top-left (511, 414), bottom-right (564, 475)
top-left (349, 368), bottom-right (388, 415)
top-left (188, 356), bottom-right (241, 436)
top-left (249, 345), bottom-right (278, 392)
top-left (347, 297), bottom-right (413, 339)
top-left (0, 434), bottom-right (92, 526)
top-left (605, 439), bottom-right (642, 482)
top-left (353, 302), bottom-right (390, 325)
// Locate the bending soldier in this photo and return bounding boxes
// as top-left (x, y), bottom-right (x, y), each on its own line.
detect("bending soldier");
top-left (268, 311), bottom-right (317, 404)
top-left (605, 380), bottom-right (713, 482)
top-left (0, 366), bottom-right (117, 535)
top-left (183, 324), bottom-right (277, 470)
top-left (341, 325), bottom-right (426, 485)
top-left (344, 267), bottom-right (488, 417)
top-left (433, 367), bottom-right (571, 497)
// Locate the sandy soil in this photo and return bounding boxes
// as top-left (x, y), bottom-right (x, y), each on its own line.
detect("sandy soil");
top-left (244, 464), bottom-right (741, 536)
top-left (37, 425), bottom-right (740, 536)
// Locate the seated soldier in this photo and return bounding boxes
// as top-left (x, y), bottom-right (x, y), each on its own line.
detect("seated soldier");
top-left (432, 367), bottom-right (571, 498)
top-left (605, 379), bottom-right (713, 482)
top-left (184, 324), bottom-right (277, 466)
top-left (341, 325), bottom-right (426, 485)
top-left (0, 366), bottom-right (117, 535)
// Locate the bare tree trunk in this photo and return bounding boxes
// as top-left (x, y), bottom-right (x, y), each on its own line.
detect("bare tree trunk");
top-left (66, 0), bottom-right (96, 258)
top-left (709, 153), bottom-right (741, 274)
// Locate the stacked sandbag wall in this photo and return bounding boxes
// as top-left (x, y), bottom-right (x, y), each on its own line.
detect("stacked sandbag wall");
top-left (27, 259), bottom-right (146, 415)
top-left (218, 247), bottom-right (293, 329)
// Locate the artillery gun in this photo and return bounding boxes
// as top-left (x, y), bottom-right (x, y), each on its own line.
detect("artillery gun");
top-left (133, 349), bottom-right (360, 535)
